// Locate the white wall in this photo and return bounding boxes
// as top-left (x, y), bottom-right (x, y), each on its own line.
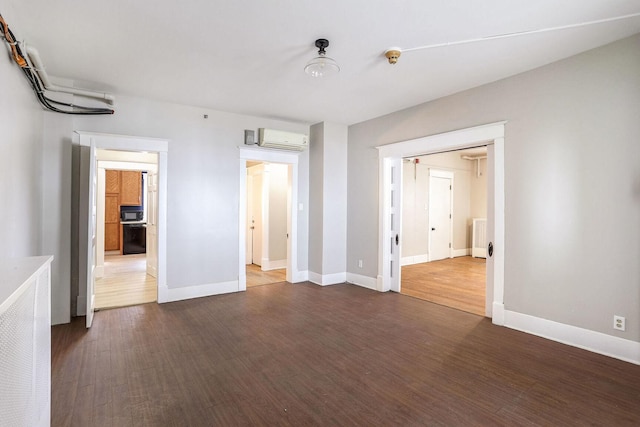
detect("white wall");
top-left (42, 94), bottom-right (308, 323)
top-left (348, 34), bottom-right (640, 343)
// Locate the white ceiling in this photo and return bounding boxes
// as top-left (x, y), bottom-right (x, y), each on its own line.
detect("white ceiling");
top-left (5, 1), bottom-right (640, 125)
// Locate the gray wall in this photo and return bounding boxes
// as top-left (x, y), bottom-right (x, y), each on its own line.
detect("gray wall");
top-left (348, 34), bottom-right (640, 341)
top-left (0, 52), bottom-right (74, 323)
top-left (308, 122), bottom-right (348, 279)
top-left (44, 94), bottom-right (309, 323)
top-left (308, 122), bottom-right (324, 274)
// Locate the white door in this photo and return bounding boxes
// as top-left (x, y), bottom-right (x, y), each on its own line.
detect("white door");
top-left (246, 170), bottom-right (254, 265)
top-left (251, 169), bottom-right (264, 266)
top-left (86, 143), bottom-right (98, 328)
top-left (428, 171), bottom-right (453, 262)
top-left (383, 157), bottom-right (402, 292)
top-left (146, 171), bottom-right (158, 278)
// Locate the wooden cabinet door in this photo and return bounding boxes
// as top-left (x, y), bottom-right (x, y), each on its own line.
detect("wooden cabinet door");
top-left (104, 194), bottom-right (120, 251)
top-left (104, 223), bottom-right (120, 251)
top-left (105, 170), bottom-right (120, 193)
top-left (120, 171), bottom-right (142, 206)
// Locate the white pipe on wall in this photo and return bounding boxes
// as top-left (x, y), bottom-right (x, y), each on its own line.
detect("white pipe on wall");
top-left (25, 45), bottom-right (115, 105)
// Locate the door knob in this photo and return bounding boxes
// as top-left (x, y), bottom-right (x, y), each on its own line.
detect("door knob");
top-left (431, 227), bottom-right (436, 231)
top-left (488, 242), bottom-right (494, 257)
top-left (395, 234), bottom-right (399, 245)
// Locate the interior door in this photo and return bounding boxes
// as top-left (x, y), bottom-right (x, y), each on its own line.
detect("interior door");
top-left (428, 173), bottom-right (452, 261)
top-left (384, 157), bottom-right (402, 292)
top-left (251, 169), bottom-right (264, 266)
top-left (86, 143), bottom-right (97, 328)
top-left (146, 171), bottom-right (158, 278)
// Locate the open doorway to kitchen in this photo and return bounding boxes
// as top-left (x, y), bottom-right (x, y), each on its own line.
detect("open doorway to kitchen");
top-left (400, 148), bottom-right (487, 316)
top-left (74, 131), bottom-right (168, 328)
top-left (94, 150), bottom-right (159, 309)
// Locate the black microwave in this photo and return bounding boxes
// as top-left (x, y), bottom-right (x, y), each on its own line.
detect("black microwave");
top-left (121, 211), bottom-right (143, 222)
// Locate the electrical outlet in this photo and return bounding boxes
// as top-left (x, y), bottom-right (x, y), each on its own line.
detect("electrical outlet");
top-left (358, 260), bottom-right (363, 268)
top-left (613, 315), bottom-right (626, 331)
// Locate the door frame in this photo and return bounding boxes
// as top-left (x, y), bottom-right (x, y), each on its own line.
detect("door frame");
top-left (377, 122), bottom-right (506, 323)
top-left (238, 147), bottom-right (302, 289)
top-left (427, 169), bottom-right (454, 262)
top-left (75, 132), bottom-right (169, 326)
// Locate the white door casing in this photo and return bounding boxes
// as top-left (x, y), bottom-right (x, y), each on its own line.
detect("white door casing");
top-left (428, 170), bottom-right (454, 262)
top-left (377, 122), bottom-right (505, 323)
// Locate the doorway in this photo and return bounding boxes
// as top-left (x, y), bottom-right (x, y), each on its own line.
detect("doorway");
top-left (75, 131), bottom-right (168, 328)
top-left (377, 122), bottom-right (505, 324)
top-left (238, 146), bottom-right (303, 290)
top-left (94, 155), bottom-right (159, 309)
top-left (399, 149), bottom-right (487, 316)
top-left (245, 161), bottom-right (289, 287)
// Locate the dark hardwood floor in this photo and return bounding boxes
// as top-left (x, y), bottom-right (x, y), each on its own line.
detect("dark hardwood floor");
top-left (52, 282), bottom-right (640, 426)
top-left (402, 257), bottom-right (486, 316)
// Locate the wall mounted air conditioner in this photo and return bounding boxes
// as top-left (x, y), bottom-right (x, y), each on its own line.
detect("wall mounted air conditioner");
top-left (258, 128), bottom-right (309, 151)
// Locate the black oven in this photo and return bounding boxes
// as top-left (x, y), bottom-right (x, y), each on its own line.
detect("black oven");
top-left (122, 223), bottom-right (146, 255)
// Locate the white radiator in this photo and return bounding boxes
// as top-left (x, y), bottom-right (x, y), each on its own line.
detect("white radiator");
top-left (472, 218), bottom-right (487, 258)
top-left (0, 256), bottom-right (52, 427)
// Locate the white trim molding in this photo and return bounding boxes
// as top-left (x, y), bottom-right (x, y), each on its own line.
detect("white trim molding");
top-left (308, 271), bottom-right (347, 286)
top-left (400, 254), bottom-right (429, 266)
top-left (160, 280), bottom-right (239, 303)
top-left (261, 259), bottom-right (287, 271)
top-left (346, 273), bottom-right (378, 291)
top-left (505, 310), bottom-right (640, 365)
top-left (452, 248), bottom-right (471, 257)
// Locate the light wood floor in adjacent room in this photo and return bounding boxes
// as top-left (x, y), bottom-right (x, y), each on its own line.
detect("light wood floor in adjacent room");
top-left (246, 264), bottom-right (286, 287)
top-left (95, 254), bottom-right (157, 310)
top-left (402, 256), bottom-right (486, 316)
top-left (51, 282), bottom-right (640, 426)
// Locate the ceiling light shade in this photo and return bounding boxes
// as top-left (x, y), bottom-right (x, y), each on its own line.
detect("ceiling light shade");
top-left (304, 38), bottom-right (340, 77)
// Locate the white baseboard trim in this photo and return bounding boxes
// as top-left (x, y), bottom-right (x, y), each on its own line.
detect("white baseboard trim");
top-left (261, 259), bottom-right (287, 271)
top-left (160, 280), bottom-right (240, 303)
top-left (452, 248), bottom-right (471, 257)
top-left (346, 273), bottom-right (377, 291)
top-left (401, 254), bottom-right (429, 266)
top-left (292, 270), bottom-right (309, 283)
top-left (308, 271), bottom-right (347, 286)
top-left (504, 310), bottom-right (640, 365)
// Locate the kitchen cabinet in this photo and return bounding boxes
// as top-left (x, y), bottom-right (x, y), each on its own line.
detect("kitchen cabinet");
top-left (104, 193), bottom-right (120, 251)
top-left (105, 169), bottom-right (120, 193)
top-left (120, 171), bottom-right (142, 206)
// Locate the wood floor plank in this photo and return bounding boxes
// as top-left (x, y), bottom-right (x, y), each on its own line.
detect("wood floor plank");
top-left (95, 254), bottom-right (157, 309)
top-left (52, 282), bottom-right (640, 426)
top-left (401, 256), bottom-right (486, 315)
top-left (246, 263), bottom-right (286, 287)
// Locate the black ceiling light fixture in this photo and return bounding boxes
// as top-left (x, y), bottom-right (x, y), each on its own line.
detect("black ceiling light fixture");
top-left (304, 38), bottom-right (340, 78)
